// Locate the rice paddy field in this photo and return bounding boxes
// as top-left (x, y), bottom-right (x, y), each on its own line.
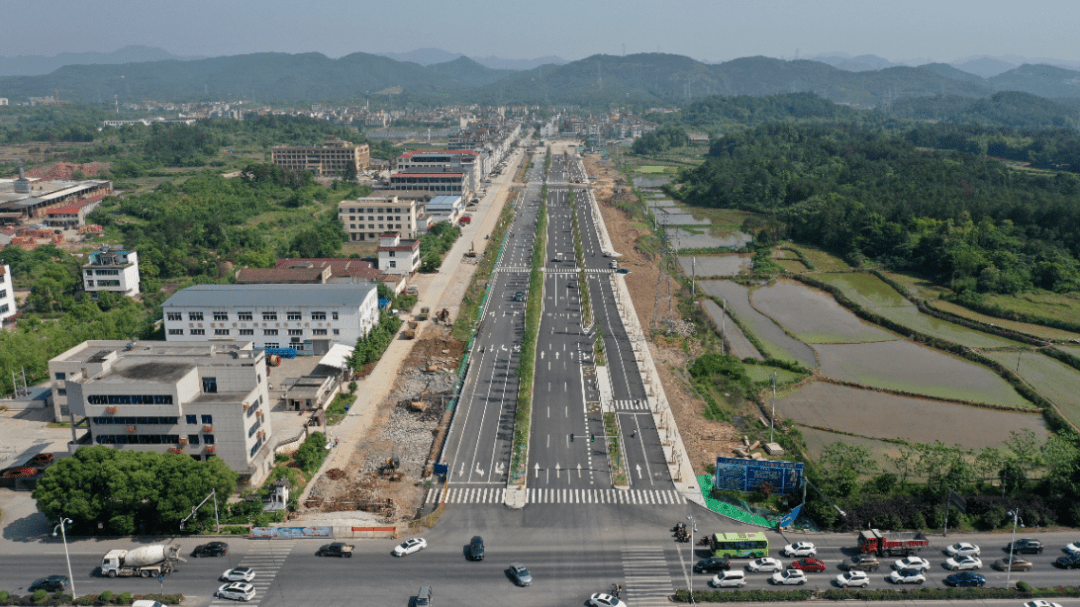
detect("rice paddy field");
top-left (984, 351), bottom-right (1080, 427)
top-left (636, 165), bottom-right (672, 174)
top-left (679, 255), bottom-right (751, 277)
top-left (665, 227), bottom-right (753, 249)
top-left (701, 299), bottom-right (763, 360)
top-left (985, 290), bottom-right (1080, 326)
top-left (881, 271), bottom-right (952, 301)
top-left (816, 273), bottom-right (1024, 349)
top-left (929, 300), bottom-right (1080, 342)
top-left (698, 280), bottom-right (818, 368)
top-left (813, 340), bottom-right (1033, 408)
top-left (779, 381), bottom-right (1048, 447)
top-left (751, 280), bottom-right (896, 344)
top-left (745, 366), bottom-right (802, 384)
top-left (782, 244), bottom-right (852, 272)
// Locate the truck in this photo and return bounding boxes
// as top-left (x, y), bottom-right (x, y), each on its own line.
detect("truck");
top-left (317, 542), bottom-right (355, 558)
top-left (858, 529), bottom-right (929, 556)
top-left (101, 544), bottom-right (181, 578)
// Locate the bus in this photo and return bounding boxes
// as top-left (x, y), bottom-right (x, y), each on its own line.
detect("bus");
top-left (709, 532), bottom-right (769, 558)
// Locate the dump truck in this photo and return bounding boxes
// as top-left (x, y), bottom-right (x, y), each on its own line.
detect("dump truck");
top-left (857, 530), bottom-right (929, 556)
top-left (101, 544), bottom-right (182, 578)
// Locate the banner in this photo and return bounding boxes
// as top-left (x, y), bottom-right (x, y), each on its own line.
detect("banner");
top-left (252, 526), bottom-right (333, 539)
top-left (715, 457), bottom-right (804, 494)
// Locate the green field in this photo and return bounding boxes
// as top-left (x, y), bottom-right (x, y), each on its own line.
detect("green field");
top-left (882, 271), bottom-right (952, 301)
top-left (931, 300), bottom-right (1080, 341)
top-left (744, 365), bottom-right (802, 384)
top-left (783, 244), bottom-right (852, 272)
top-left (985, 351), bottom-right (1080, 427)
top-left (635, 165), bottom-right (672, 174)
top-left (985, 291), bottom-right (1080, 326)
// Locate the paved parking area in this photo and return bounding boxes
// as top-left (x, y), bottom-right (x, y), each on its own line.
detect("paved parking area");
top-left (0, 407), bottom-right (77, 544)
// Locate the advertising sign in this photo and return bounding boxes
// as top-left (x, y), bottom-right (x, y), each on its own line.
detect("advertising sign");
top-left (714, 457), bottom-right (803, 494)
top-left (251, 526), bottom-right (333, 539)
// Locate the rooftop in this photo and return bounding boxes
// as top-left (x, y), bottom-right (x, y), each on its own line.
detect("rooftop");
top-left (162, 283), bottom-right (377, 309)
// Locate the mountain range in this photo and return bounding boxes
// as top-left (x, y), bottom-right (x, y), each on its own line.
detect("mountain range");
top-left (374, 48), bottom-right (567, 70)
top-left (0, 45), bottom-right (204, 77)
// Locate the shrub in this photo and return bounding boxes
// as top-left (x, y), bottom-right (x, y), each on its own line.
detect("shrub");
top-left (1017, 581), bottom-right (1032, 593)
top-left (274, 453), bottom-right (289, 463)
top-left (31, 589), bottom-right (47, 604)
top-left (99, 590), bottom-right (114, 604)
top-left (0, 591), bottom-right (8, 602)
top-left (117, 591), bottom-right (132, 604)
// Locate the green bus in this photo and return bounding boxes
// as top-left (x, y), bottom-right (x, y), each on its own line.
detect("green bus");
top-left (709, 532), bottom-right (769, 558)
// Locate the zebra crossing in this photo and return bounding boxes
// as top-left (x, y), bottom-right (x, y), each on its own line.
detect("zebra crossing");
top-left (494, 266), bottom-right (532, 273)
top-left (613, 399), bottom-right (650, 411)
top-left (622, 548), bottom-right (675, 607)
top-left (426, 486), bottom-right (686, 505)
top-left (207, 540), bottom-right (294, 606)
top-left (493, 266), bottom-right (615, 274)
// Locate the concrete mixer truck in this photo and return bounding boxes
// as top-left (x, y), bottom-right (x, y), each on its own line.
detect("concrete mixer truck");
top-left (101, 544), bottom-right (182, 578)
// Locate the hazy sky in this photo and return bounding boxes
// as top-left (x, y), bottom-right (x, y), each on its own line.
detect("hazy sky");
top-left (3, 0), bottom-right (1077, 64)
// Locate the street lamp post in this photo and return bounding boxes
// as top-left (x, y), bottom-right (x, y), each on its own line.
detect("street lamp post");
top-left (687, 515), bottom-right (697, 605)
top-left (52, 518), bottom-right (76, 601)
top-left (1005, 510), bottom-right (1023, 589)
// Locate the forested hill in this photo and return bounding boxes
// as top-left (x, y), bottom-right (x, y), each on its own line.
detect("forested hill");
top-left (647, 93), bottom-right (870, 131)
top-left (676, 123), bottom-right (1080, 295)
top-left (4, 50), bottom-right (1080, 106)
top-left (890, 91), bottom-right (1078, 130)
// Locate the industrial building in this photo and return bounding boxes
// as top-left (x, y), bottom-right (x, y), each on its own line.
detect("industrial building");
top-left (271, 136), bottom-right (370, 177)
top-left (82, 245), bottom-right (141, 297)
top-left (0, 169), bottom-right (112, 225)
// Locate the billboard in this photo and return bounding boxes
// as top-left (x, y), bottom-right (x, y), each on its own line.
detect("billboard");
top-left (251, 526), bottom-right (333, 539)
top-left (714, 457), bottom-right (803, 494)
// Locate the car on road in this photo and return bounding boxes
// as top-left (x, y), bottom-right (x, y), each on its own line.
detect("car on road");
top-left (790, 558), bottom-right (826, 572)
top-left (944, 571), bottom-right (986, 587)
top-left (509, 563), bottom-right (532, 586)
top-left (1023, 602), bottom-right (1062, 607)
top-left (587, 592), bottom-right (623, 606)
top-left (221, 567), bottom-right (255, 582)
top-left (29, 576), bottom-right (68, 592)
top-left (834, 571), bottom-right (870, 588)
top-left (781, 542), bottom-right (816, 557)
top-left (513, 291), bottom-right (525, 302)
top-left (216, 582), bottom-right (256, 602)
top-left (770, 569), bottom-right (808, 585)
top-left (1065, 541), bottom-right (1080, 555)
top-left (1010, 539), bottom-right (1044, 554)
top-left (132, 601), bottom-right (169, 607)
top-left (693, 557), bottom-right (731, 574)
top-left (469, 536), bottom-right (485, 561)
top-left (709, 570), bottom-right (746, 588)
top-left (317, 542), bottom-right (354, 558)
top-left (393, 538), bottom-right (428, 557)
top-left (945, 555), bottom-right (982, 571)
top-left (192, 542), bottom-right (229, 558)
top-left (994, 556), bottom-right (1033, 571)
top-left (616, 268), bottom-right (630, 274)
top-left (1056, 554), bottom-right (1080, 569)
top-left (747, 557), bottom-right (783, 573)
top-left (945, 542), bottom-right (980, 557)
top-left (888, 568), bottom-right (926, 584)
top-left (841, 555), bottom-right (881, 572)
top-left (893, 556), bottom-right (931, 571)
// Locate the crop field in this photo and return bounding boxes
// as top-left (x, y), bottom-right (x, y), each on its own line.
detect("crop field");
top-left (665, 227), bottom-right (752, 249)
top-left (679, 255), bottom-right (750, 277)
top-left (655, 213), bottom-right (712, 225)
top-left (881, 271), bottom-right (951, 300)
top-left (701, 300), bottom-right (762, 360)
top-left (930, 300), bottom-right (1080, 341)
top-left (752, 280), bottom-right (896, 344)
top-left (699, 280), bottom-right (818, 368)
top-left (782, 243), bottom-right (851, 271)
top-left (813, 340), bottom-right (1033, 408)
top-left (817, 273), bottom-right (1023, 349)
top-left (631, 176), bottom-right (670, 188)
top-left (636, 165), bottom-right (672, 174)
top-left (1059, 345), bottom-right (1080, 358)
top-left (779, 381), bottom-right (1048, 448)
top-left (985, 351), bottom-right (1080, 427)
top-left (800, 427), bottom-right (903, 472)
top-left (774, 249), bottom-right (808, 273)
top-left (745, 365), bottom-right (802, 384)
top-left (985, 290), bottom-right (1080, 326)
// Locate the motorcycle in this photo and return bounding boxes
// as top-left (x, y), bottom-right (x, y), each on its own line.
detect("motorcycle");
top-left (610, 584), bottom-right (622, 599)
top-left (698, 537), bottom-right (710, 546)
top-left (671, 522), bottom-right (686, 533)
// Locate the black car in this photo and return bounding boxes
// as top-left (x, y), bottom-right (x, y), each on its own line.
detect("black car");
top-left (693, 557), bottom-right (731, 574)
top-left (1056, 554), bottom-right (1080, 569)
top-left (944, 572), bottom-right (985, 587)
top-left (29, 576), bottom-right (69, 592)
top-left (469, 536), bottom-right (485, 561)
top-left (192, 541), bottom-right (229, 557)
top-left (1010, 539), bottom-right (1044, 554)
top-left (513, 291), bottom-right (525, 302)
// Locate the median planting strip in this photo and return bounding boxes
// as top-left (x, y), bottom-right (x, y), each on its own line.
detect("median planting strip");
top-left (569, 186), bottom-right (592, 328)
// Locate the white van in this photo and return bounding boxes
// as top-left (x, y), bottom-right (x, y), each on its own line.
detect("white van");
top-left (710, 570), bottom-right (746, 588)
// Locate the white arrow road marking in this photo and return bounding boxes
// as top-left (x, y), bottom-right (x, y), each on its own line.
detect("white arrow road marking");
top-left (636, 464), bottom-right (643, 479)
top-left (475, 462), bottom-right (484, 476)
top-left (555, 463), bottom-right (561, 478)
top-left (534, 463), bottom-right (540, 478)
top-left (578, 463), bottom-right (582, 478)
top-left (458, 463), bottom-right (465, 476)
top-left (540, 351), bottom-right (545, 359)
top-left (495, 462), bottom-right (505, 475)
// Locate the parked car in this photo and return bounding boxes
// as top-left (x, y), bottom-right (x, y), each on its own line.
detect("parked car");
top-left (221, 567), bottom-right (256, 582)
top-left (945, 542), bottom-right (980, 557)
top-left (216, 582), bottom-right (256, 602)
top-left (616, 268), bottom-right (630, 274)
top-left (893, 556), bottom-right (931, 571)
top-left (693, 557), bottom-right (731, 574)
top-left (888, 568), bottom-right (926, 584)
top-left (1010, 539), bottom-right (1044, 554)
top-left (834, 571), bottom-right (870, 588)
top-left (709, 570), bottom-right (746, 588)
top-left (770, 569), bottom-right (808, 585)
top-left (781, 542), bottom-right (817, 557)
top-left (790, 558), bottom-right (826, 572)
top-left (1056, 554), bottom-right (1080, 569)
top-left (192, 542), bottom-right (229, 558)
top-left (944, 571), bottom-right (986, 587)
top-left (393, 538), bottom-right (428, 557)
top-left (513, 291), bottom-right (525, 302)
top-left (945, 555), bottom-right (982, 571)
top-left (841, 555), bottom-right (881, 572)
top-left (28, 576), bottom-right (68, 592)
top-left (509, 563), bottom-right (532, 586)
top-left (994, 556), bottom-right (1033, 571)
top-left (1022, 602), bottom-right (1062, 607)
top-left (747, 557), bottom-right (783, 573)
top-left (469, 536), bottom-right (485, 561)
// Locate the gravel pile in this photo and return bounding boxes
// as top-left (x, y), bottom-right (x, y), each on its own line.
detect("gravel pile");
top-left (379, 406), bottom-right (439, 476)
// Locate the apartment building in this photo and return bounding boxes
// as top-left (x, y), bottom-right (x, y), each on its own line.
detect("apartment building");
top-left (0, 264), bottom-right (16, 323)
top-left (82, 245), bottom-right (141, 297)
top-left (49, 340), bottom-right (276, 484)
top-left (271, 136), bottom-right (370, 177)
top-left (395, 150), bottom-right (485, 194)
top-left (377, 232), bottom-right (421, 275)
top-left (338, 195), bottom-right (420, 242)
top-left (161, 283), bottom-right (379, 356)
top-left (388, 172), bottom-right (467, 197)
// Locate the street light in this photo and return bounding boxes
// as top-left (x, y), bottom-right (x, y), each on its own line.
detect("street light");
top-left (1005, 509), bottom-right (1023, 589)
top-left (686, 515), bottom-right (697, 604)
top-left (52, 518), bottom-right (76, 601)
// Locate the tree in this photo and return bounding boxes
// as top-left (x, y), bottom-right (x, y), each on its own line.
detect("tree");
top-left (819, 442), bottom-right (878, 497)
top-left (342, 161), bottom-right (358, 183)
top-left (884, 444), bottom-right (918, 488)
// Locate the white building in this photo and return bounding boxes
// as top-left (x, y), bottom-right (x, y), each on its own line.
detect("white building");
top-left (82, 246), bottom-right (140, 297)
top-left (0, 264), bottom-right (16, 323)
top-left (425, 195), bottom-right (464, 225)
top-left (161, 284), bottom-right (379, 356)
top-left (49, 340), bottom-right (276, 484)
top-left (338, 195), bottom-right (421, 242)
top-left (377, 232), bottom-right (421, 275)
top-left (0, 98), bottom-right (8, 106)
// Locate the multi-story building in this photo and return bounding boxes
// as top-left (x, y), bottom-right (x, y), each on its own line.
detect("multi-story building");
top-left (161, 284), bottom-right (379, 356)
top-left (395, 150), bottom-right (485, 194)
top-left (271, 136), bottom-right (370, 177)
top-left (0, 169), bottom-right (112, 224)
top-left (425, 195), bottom-right (464, 225)
top-left (82, 245), bottom-right (140, 297)
top-left (377, 232), bottom-right (421, 275)
top-left (0, 264), bottom-right (16, 323)
top-left (48, 340), bottom-right (276, 484)
top-left (338, 195), bottom-right (420, 242)
top-left (389, 172), bottom-right (467, 197)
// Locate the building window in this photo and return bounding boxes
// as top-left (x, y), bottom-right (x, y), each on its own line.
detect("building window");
top-left (311, 311), bottom-right (326, 320)
top-left (201, 414), bottom-right (213, 424)
top-left (202, 377), bottom-right (217, 393)
top-left (250, 437), bottom-right (264, 457)
top-left (332, 312), bottom-right (339, 320)
top-left (189, 312), bottom-right (203, 321)
top-left (264, 342), bottom-right (279, 349)
top-left (248, 417), bottom-right (262, 437)
top-left (312, 329), bottom-right (327, 336)
top-left (333, 329), bottom-right (340, 335)
top-left (167, 312), bottom-right (182, 321)
top-left (389, 261), bottom-right (396, 268)
top-left (190, 329), bottom-right (205, 336)
top-left (239, 329), bottom-right (254, 336)
top-left (188, 434), bottom-right (200, 445)
top-left (286, 311), bottom-right (302, 321)
top-left (288, 329), bottom-right (303, 336)
top-left (204, 434), bottom-right (215, 445)
top-left (264, 329), bottom-right (278, 336)
top-left (186, 415), bottom-right (197, 424)
top-left (213, 312), bottom-right (229, 321)
top-left (55, 372), bottom-right (66, 380)
top-left (262, 312), bottom-right (277, 321)
top-left (388, 251), bottom-right (396, 258)
top-left (168, 329), bottom-right (184, 336)
top-left (57, 388), bottom-right (67, 396)
top-left (238, 312), bottom-right (253, 321)
top-left (214, 329), bottom-right (229, 336)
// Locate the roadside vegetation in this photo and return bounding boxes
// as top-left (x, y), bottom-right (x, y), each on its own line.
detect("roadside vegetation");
top-left (452, 198), bottom-right (515, 341)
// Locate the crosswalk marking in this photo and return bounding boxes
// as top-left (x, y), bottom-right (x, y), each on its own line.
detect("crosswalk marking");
top-left (426, 486), bottom-right (686, 505)
top-left (622, 548), bottom-right (675, 607)
top-left (208, 540), bottom-right (295, 607)
top-left (613, 399), bottom-right (649, 411)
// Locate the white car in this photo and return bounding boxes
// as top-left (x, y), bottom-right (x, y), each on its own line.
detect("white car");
top-left (893, 556), bottom-right (931, 571)
top-left (709, 571), bottom-right (746, 588)
top-left (216, 582), bottom-right (256, 602)
top-left (945, 542), bottom-right (981, 557)
top-left (945, 555), bottom-right (982, 571)
top-left (587, 592), bottom-right (625, 607)
top-left (782, 542), bottom-right (817, 557)
top-left (747, 557), bottom-right (784, 573)
top-left (770, 569), bottom-right (808, 585)
top-left (392, 538), bottom-right (428, 556)
top-left (1023, 602), bottom-right (1062, 607)
top-left (221, 567), bottom-right (255, 582)
top-left (835, 571), bottom-right (870, 588)
top-left (1065, 542), bottom-right (1080, 555)
top-left (888, 568), bottom-right (926, 584)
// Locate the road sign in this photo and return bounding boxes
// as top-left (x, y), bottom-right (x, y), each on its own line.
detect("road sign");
top-left (714, 457), bottom-right (804, 494)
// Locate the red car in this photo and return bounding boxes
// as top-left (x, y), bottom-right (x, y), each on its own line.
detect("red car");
top-left (790, 558), bottom-right (827, 572)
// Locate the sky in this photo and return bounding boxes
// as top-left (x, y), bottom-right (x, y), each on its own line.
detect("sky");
top-left (2, 0), bottom-right (1078, 65)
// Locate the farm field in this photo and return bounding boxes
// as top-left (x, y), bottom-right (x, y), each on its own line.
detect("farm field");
top-left (881, 271), bottom-right (952, 300)
top-left (813, 340), bottom-right (1033, 408)
top-left (701, 300), bottom-right (762, 360)
top-left (816, 273), bottom-right (1024, 349)
top-left (774, 249), bottom-right (808, 273)
top-left (745, 365), bottom-right (801, 384)
top-left (665, 227), bottom-right (752, 249)
top-left (985, 290), bottom-right (1080, 326)
top-left (779, 381), bottom-right (1049, 447)
top-left (929, 300), bottom-right (1080, 342)
top-left (679, 255), bottom-right (750, 277)
top-left (655, 213), bottom-right (711, 225)
top-left (635, 165), bottom-right (671, 174)
top-left (631, 176), bottom-right (670, 188)
top-left (984, 351), bottom-right (1080, 427)
top-left (800, 426), bottom-right (902, 472)
top-left (699, 280), bottom-right (818, 368)
top-left (782, 243), bottom-right (852, 272)
top-left (1059, 345), bottom-right (1080, 357)
top-left (752, 280), bottom-right (896, 344)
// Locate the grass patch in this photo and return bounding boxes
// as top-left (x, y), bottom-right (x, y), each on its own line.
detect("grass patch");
top-left (784, 243), bottom-right (852, 271)
top-left (744, 366), bottom-right (801, 384)
top-left (985, 290), bottom-right (1080, 326)
top-left (325, 393), bottom-right (354, 426)
top-left (604, 412), bottom-right (627, 485)
top-left (930, 300), bottom-right (1080, 341)
top-left (392, 293), bottom-right (418, 312)
top-left (635, 165), bottom-right (672, 173)
top-left (985, 351), bottom-right (1080, 427)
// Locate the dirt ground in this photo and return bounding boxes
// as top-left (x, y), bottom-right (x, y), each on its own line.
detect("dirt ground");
top-left (584, 154), bottom-right (743, 475)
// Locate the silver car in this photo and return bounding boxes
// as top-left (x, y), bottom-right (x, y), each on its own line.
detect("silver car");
top-left (510, 563), bottom-right (532, 587)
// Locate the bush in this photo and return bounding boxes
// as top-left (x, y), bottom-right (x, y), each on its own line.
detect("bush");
top-left (295, 431), bottom-right (328, 473)
top-left (0, 591), bottom-right (8, 602)
top-left (1017, 581), bottom-right (1032, 593)
top-left (31, 589), bottom-right (47, 604)
top-left (100, 591), bottom-right (114, 604)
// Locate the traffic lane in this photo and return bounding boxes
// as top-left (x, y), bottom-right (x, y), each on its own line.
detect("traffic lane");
top-left (619, 411), bottom-right (672, 487)
top-left (588, 277), bottom-right (645, 402)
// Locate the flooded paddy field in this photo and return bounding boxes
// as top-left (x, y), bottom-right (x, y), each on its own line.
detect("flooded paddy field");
top-left (752, 280), bottom-right (897, 344)
top-left (930, 301), bottom-right (1080, 342)
top-left (679, 255), bottom-right (751, 277)
top-left (699, 280), bottom-right (817, 368)
top-left (655, 213), bottom-right (712, 225)
top-left (701, 299), bottom-right (763, 360)
top-left (985, 351), bottom-right (1080, 427)
top-left (666, 228), bottom-right (753, 250)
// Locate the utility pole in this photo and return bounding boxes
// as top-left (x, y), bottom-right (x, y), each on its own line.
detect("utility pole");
top-left (769, 370), bottom-right (778, 443)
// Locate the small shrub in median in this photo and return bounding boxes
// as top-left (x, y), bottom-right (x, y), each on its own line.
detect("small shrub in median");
top-left (117, 591), bottom-right (132, 605)
top-left (31, 589), bottom-right (47, 605)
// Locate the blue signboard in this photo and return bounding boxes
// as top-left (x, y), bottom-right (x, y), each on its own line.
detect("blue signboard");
top-left (714, 457), bottom-right (804, 494)
top-left (779, 504), bottom-right (803, 528)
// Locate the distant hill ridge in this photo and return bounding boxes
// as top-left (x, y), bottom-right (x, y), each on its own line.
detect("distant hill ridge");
top-left (0, 45), bottom-right (204, 77)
